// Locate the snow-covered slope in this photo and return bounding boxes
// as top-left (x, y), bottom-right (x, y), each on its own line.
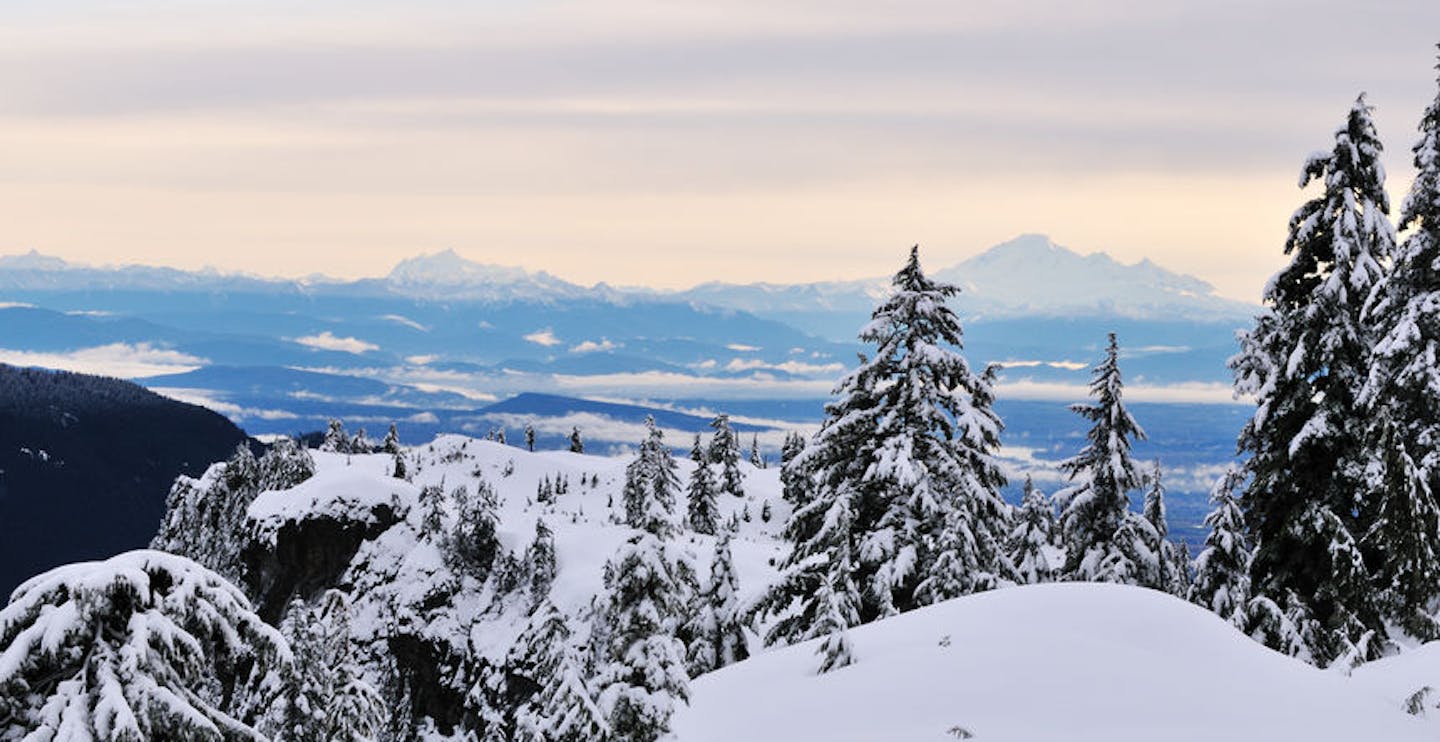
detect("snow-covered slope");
top-left (231, 434), bottom-right (1439, 740)
top-left (676, 582), bottom-right (1434, 741)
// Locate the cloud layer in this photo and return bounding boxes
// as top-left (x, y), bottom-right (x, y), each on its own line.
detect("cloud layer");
top-left (1, 1), bottom-right (1438, 298)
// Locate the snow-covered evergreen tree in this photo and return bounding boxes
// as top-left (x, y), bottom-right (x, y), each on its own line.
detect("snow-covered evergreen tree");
top-left (321, 418), bottom-right (349, 453)
top-left (569, 426), bottom-right (584, 454)
top-left (527, 518), bottom-right (558, 602)
top-left (0, 551), bottom-right (288, 741)
top-left (758, 246), bottom-right (1011, 642)
top-left (152, 442), bottom-right (264, 584)
top-left (623, 416), bottom-right (681, 538)
top-left (509, 600), bottom-right (609, 742)
top-left (684, 533), bottom-right (748, 677)
top-left (709, 414), bottom-right (745, 498)
top-left (1362, 419), bottom-right (1440, 639)
top-left (1168, 539), bottom-right (1193, 598)
top-left (778, 431), bottom-right (809, 508)
top-left (1143, 462), bottom-right (1188, 595)
top-left (749, 434), bottom-right (764, 469)
top-left (1356, 62), bottom-right (1440, 642)
top-left (418, 483), bottom-right (445, 538)
top-left (258, 436), bottom-right (317, 492)
top-left (1231, 95), bottom-right (1394, 665)
top-left (525, 422), bottom-right (536, 452)
top-left (596, 532), bottom-right (691, 742)
top-left (1056, 333), bottom-right (1152, 585)
top-left (445, 480), bottom-right (501, 581)
top-left (1009, 475), bottom-right (1059, 584)
top-left (686, 434), bottom-right (720, 535)
top-left (1191, 470), bottom-right (1256, 622)
top-left (382, 422), bottom-right (402, 455)
top-left (351, 427), bottom-right (371, 454)
top-left (271, 590), bottom-right (386, 741)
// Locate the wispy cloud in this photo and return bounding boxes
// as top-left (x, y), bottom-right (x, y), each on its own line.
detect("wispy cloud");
top-left (570, 338), bottom-right (619, 354)
top-left (0, 342), bottom-right (206, 378)
top-left (723, 358), bottom-right (846, 376)
top-left (997, 380), bottom-right (1243, 405)
top-left (2, 2), bottom-right (1435, 297)
top-left (379, 314), bottom-right (428, 332)
top-left (293, 332), bottom-right (378, 354)
top-left (524, 329), bottom-right (562, 347)
top-left (148, 386), bottom-right (299, 421)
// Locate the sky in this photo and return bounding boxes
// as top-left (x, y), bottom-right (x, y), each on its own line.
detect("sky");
top-left (1, 1), bottom-right (1438, 300)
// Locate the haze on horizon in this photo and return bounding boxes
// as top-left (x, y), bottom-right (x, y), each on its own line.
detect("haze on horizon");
top-left (2, 1), bottom-right (1438, 301)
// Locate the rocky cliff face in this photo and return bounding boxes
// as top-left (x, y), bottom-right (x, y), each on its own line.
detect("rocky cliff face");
top-left (244, 502), bottom-right (402, 624)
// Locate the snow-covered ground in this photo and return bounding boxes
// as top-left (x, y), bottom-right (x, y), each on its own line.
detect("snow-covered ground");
top-left (676, 583), bottom-right (1437, 741)
top-left (242, 435), bottom-right (1438, 741)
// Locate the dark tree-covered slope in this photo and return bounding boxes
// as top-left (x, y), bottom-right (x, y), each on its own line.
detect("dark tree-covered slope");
top-left (0, 364), bottom-right (250, 595)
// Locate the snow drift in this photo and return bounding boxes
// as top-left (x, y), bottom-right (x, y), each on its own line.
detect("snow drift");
top-left (675, 582), bottom-right (1435, 741)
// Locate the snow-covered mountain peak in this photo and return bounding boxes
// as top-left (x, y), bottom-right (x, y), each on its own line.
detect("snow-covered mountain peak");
top-left (385, 249), bottom-right (586, 301)
top-left (932, 234), bottom-right (1248, 320)
top-left (387, 249), bottom-right (532, 285)
top-left (962, 232), bottom-right (1066, 263)
top-left (0, 249), bottom-right (71, 272)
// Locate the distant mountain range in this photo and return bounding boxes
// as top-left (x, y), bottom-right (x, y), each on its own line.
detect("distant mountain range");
top-left (0, 233), bottom-right (1252, 445)
top-left (0, 234), bottom-right (1254, 322)
top-left (0, 237), bottom-right (1260, 556)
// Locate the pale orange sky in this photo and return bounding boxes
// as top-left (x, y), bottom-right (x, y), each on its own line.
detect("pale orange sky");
top-left (1, 1), bottom-right (1438, 300)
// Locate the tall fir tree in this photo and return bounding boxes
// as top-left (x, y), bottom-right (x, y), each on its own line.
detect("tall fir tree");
top-left (527, 518), bottom-right (558, 603)
top-left (1008, 475), bottom-right (1059, 585)
top-left (382, 422), bottom-right (402, 454)
top-left (623, 416), bottom-right (681, 537)
top-left (570, 426), bottom-right (585, 454)
top-left (509, 600), bottom-right (610, 742)
top-left (1189, 466), bottom-right (1252, 628)
top-left (270, 590), bottom-right (386, 742)
top-left (1231, 95), bottom-right (1394, 665)
top-left (525, 422), bottom-right (537, 452)
top-left (1056, 334), bottom-right (1153, 585)
top-left (321, 418), bottom-right (350, 453)
top-left (709, 414), bottom-right (745, 498)
top-left (599, 419), bottom-right (692, 740)
top-left (152, 442), bottom-right (269, 584)
top-left (779, 432), bottom-right (809, 508)
top-left (257, 436), bottom-right (317, 492)
top-left (445, 480), bottom-right (501, 581)
top-left (757, 246), bottom-right (1010, 652)
top-left (597, 533), bottom-right (691, 741)
top-left (1143, 462), bottom-right (1188, 595)
top-left (418, 483), bottom-right (446, 538)
top-left (1356, 55), bottom-right (1440, 642)
top-left (686, 433), bottom-right (720, 535)
top-left (749, 434), bottom-right (765, 469)
top-left (350, 427), bottom-right (371, 454)
top-left (683, 533), bottom-right (749, 677)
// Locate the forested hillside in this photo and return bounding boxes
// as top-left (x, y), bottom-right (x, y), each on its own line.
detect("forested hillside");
top-left (0, 364), bottom-right (250, 594)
